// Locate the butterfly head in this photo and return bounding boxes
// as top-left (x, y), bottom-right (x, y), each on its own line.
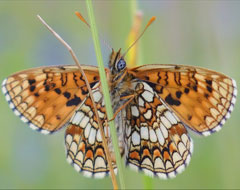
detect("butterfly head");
top-left (109, 48), bottom-right (127, 75)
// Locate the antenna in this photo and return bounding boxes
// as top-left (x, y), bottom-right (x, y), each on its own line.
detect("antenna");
top-left (122, 16), bottom-right (156, 58)
top-left (75, 11), bottom-right (112, 51)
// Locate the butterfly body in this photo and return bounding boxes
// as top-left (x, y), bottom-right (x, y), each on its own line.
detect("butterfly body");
top-left (2, 49), bottom-right (237, 179)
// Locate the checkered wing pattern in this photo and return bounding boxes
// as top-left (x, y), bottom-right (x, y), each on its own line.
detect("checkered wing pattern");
top-left (132, 64), bottom-right (237, 136)
top-left (1, 65), bottom-right (99, 134)
top-left (125, 82), bottom-right (193, 179)
top-left (65, 85), bottom-right (117, 178)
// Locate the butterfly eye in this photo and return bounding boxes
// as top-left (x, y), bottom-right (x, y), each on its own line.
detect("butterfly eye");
top-left (116, 59), bottom-right (126, 71)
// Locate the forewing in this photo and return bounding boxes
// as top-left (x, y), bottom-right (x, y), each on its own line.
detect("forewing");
top-left (2, 65), bottom-right (100, 134)
top-left (132, 64), bottom-right (237, 136)
top-left (65, 85), bottom-right (117, 178)
top-left (125, 81), bottom-right (193, 179)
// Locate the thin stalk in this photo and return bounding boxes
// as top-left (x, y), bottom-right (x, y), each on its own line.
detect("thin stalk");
top-left (86, 0), bottom-right (126, 189)
top-left (37, 15), bottom-right (118, 189)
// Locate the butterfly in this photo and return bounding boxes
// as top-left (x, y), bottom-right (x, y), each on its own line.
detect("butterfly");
top-left (2, 46), bottom-right (237, 179)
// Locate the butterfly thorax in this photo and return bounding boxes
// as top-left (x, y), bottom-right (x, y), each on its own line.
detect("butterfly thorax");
top-left (108, 49), bottom-right (136, 113)
top-left (106, 49), bottom-right (138, 157)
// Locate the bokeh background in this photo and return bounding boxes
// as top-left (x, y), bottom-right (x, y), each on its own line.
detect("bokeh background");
top-left (0, 1), bottom-right (240, 189)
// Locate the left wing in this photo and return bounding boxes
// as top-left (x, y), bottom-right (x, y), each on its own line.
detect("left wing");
top-left (2, 65), bottom-right (99, 134)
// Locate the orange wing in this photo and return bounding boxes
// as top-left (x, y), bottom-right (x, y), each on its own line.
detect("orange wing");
top-left (2, 65), bottom-right (100, 134)
top-left (132, 64), bottom-right (237, 136)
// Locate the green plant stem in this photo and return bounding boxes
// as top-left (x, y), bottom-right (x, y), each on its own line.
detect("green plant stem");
top-left (86, 0), bottom-right (126, 189)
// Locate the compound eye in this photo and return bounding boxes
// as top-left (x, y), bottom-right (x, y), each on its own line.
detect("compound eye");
top-left (116, 59), bottom-right (126, 71)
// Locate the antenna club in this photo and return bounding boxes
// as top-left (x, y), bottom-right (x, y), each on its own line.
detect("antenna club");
top-left (147, 16), bottom-right (156, 27)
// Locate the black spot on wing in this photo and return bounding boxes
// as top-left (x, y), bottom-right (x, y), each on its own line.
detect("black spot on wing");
top-left (63, 91), bottom-right (71, 99)
top-left (66, 95), bottom-right (81, 106)
top-left (207, 86), bottom-right (212, 93)
top-left (165, 94), bottom-right (181, 106)
top-left (193, 85), bottom-right (198, 92)
top-left (184, 88), bottom-right (189, 94)
top-left (34, 92), bottom-right (39, 97)
top-left (90, 81), bottom-right (98, 88)
top-left (187, 115), bottom-right (192, 120)
top-left (147, 82), bottom-right (156, 89)
top-left (54, 88), bottom-right (61, 94)
top-left (206, 79), bottom-right (212, 86)
top-left (176, 91), bottom-right (182, 99)
top-left (28, 79), bottom-right (36, 85)
top-left (45, 85), bottom-right (50, 91)
top-left (30, 85), bottom-right (36, 92)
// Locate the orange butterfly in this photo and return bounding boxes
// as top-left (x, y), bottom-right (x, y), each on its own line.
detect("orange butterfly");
top-left (2, 16), bottom-right (237, 179)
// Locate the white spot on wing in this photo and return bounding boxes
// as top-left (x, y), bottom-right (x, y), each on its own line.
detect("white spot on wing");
top-left (88, 128), bottom-right (97, 145)
top-left (149, 129), bottom-right (157, 143)
top-left (65, 134), bottom-right (73, 146)
top-left (93, 91), bottom-right (102, 102)
top-left (156, 128), bottom-right (164, 146)
top-left (165, 111), bottom-right (177, 124)
top-left (131, 106), bottom-right (139, 117)
top-left (41, 129), bottom-right (50, 135)
top-left (83, 170), bottom-right (92, 177)
top-left (231, 96), bottom-right (236, 105)
top-left (20, 116), bottom-right (28, 123)
top-left (76, 151), bottom-right (84, 163)
top-left (29, 123), bottom-right (38, 131)
top-left (160, 116), bottom-right (171, 129)
top-left (84, 159), bottom-right (93, 169)
top-left (176, 164), bottom-right (185, 174)
top-left (9, 102), bottom-right (15, 109)
top-left (154, 157), bottom-right (164, 169)
top-left (96, 129), bottom-right (102, 142)
top-left (142, 168), bottom-right (154, 177)
top-left (94, 172), bottom-right (106, 178)
top-left (132, 131), bottom-right (140, 146)
top-left (66, 155), bottom-right (73, 164)
top-left (185, 155), bottom-right (191, 165)
top-left (156, 172), bottom-right (167, 179)
top-left (143, 82), bottom-right (154, 93)
top-left (212, 125), bottom-right (221, 132)
top-left (70, 142), bottom-right (78, 155)
top-left (140, 126), bottom-right (149, 140)
top-left (168, 171), bottom-right (176, 178)
top-left (142, 91), bottom-right (154, 102)
top-left (73, 163), bottom-right (81, 172)
top-left (79, 116), bottom-right (90, 128)
top-left (202, 131), bottom-right (211, 136)
top-left (13, 109), bottom-right (21, 116)
top-left (138, 97), bottom-right (145, 107)
top-left (2, 85), bottom-right (7, 94)
top-left (2, 78), bottom-right (7, 86)
top-left (160, 123), bottom-right (168, 138)
top-left (84, 123), bottom-right (91, 138)
top-left (71, 111), bottom-right (84, 125)
top-left (5, 94), bottom-right (11, 101)
top-left (232, 79), bottom-right (237, 89)
top-left (144, 109), bottom-right (152, 120)
top-left (128, 163), bottom-right (139, 172)
top-left (190, 138), bottom-right (194, 154)
top-left (94, 157), bottom-right (106, 169)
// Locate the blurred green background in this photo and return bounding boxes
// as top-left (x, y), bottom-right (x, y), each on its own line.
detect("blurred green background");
top-left (0, 1), bottom-right (240, 189)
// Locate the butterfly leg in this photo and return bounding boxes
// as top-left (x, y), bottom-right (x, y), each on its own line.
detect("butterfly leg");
top-left (108, 94), bottom-right (136, 122)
